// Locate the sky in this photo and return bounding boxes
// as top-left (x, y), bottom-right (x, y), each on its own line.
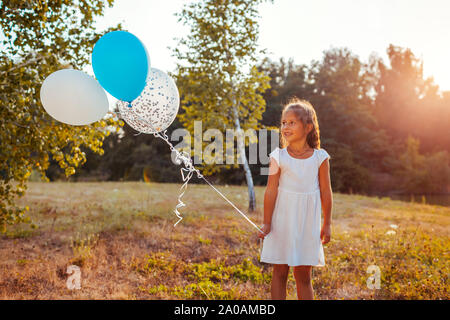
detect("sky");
top-left (93, 0), bottom-right (450, 96)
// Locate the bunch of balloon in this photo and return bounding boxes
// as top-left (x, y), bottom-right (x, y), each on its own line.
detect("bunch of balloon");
top-left (91, 31), bottom-right (179, 132)
top-left (39, 30), bottom-right (188, 225)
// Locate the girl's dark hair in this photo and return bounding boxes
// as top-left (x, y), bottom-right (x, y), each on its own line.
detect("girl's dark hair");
top-left (280, 97), bottom-right (321, 149)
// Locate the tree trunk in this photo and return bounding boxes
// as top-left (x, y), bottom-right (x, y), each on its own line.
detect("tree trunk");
top-left (233, 106), bottom-right (256, 212)
top-left (222, 34), bottom-right (256, 212)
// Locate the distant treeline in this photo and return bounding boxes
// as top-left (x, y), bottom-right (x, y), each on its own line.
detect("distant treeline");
top-left (47, 45), bottom-right (450, 195)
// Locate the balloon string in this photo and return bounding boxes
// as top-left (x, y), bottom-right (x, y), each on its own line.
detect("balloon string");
top-left (200, 173), bottom-right (264, 234)
top-left (108, 107), bottom-right (264, 234)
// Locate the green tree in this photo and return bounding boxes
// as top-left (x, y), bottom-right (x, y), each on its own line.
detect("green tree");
top-left (258, 57), bottom-right (314, 127)
top-left (372, 44), bottom-right (447, 152)
top-left (173, 0), bottom-right (271, 212)
top-left (0, 0), bottom-right (121, 231)
top-left (391, 136), bottom-right (450, 193)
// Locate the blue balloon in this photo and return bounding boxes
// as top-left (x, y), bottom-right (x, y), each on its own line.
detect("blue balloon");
top-left (92, 31), bottom-right (150, 102)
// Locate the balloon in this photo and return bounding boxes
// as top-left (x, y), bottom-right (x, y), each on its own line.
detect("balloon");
top-left (92, 31), bottom-right (150, 102)
top-left (117, 68), bottom-right (179, 134)
top-left (40, 69), bottom-right (109, 126)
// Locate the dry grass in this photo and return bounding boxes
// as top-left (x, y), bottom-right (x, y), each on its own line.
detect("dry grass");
top-left (0, 181), bottom-right (448, 299)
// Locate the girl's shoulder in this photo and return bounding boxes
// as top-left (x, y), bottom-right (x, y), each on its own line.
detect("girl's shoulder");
top-left (316, 148), bottom-right (331, 166)
top-left (269, 147), bottom-right (283, 166)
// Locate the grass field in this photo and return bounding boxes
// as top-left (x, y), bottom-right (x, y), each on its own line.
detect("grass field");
top-left (0, 181), bottom-right (448, 299)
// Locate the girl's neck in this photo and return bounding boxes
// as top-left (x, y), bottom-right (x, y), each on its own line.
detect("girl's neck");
top-left (287, 141), bottom-right (310, 153)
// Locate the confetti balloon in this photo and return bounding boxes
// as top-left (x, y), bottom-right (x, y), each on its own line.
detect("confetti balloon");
top-left (117, 68), bottom-right (179, 134)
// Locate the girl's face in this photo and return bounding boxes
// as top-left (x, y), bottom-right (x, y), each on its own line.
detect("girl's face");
top-left (281, 110), bottom-right (312, 143)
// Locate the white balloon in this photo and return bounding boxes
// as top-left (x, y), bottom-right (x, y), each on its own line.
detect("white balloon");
top-left (117, 68), bottom-right (179, 134)
top-left (40, 69), bottom-right (109, 125)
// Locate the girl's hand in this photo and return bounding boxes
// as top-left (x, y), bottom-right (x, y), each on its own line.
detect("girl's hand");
top-left (258, 224), bottom-right (271, 239)
top-left (320, 224), bottom-right (331, 244)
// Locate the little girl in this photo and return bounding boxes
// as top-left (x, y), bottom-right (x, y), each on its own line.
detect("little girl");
top-left (258, 97), bottom-right (333, 300)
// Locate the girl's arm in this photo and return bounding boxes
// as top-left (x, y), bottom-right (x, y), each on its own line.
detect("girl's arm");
top-left (263, 157), bottom-right (281, 227)
top-left (319, 158), bottom-right (333, 243)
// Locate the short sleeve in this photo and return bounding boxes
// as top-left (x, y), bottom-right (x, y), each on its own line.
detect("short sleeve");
top-left (269, 147), bottom-right (280, 166)
top-left (318, 148), bottom-right (330, 166)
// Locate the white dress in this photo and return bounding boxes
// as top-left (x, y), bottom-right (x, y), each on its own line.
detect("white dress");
top-left (260, 147), bottom-right (331, 267)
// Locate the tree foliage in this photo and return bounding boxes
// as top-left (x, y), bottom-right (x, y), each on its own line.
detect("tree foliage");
top-left (0, 0), bottom-right (121, 231)
top-left (389, 136), bottom-right (450, 194)
top-left (373, 44), bottom-right (450, 153)
top-left (173, 0), bottom-right (271, 174)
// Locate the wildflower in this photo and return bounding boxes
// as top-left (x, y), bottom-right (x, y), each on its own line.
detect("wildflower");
top-left (389, 224), bottom-right (398, 229)
top-left (386, 230), bottom-right (396, 236)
